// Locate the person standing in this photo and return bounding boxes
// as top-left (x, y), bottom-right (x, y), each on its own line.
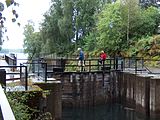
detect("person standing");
top-left (77, 48), bottom-right (85, 71)
top-left (99, 50), bottom-right (107, 64)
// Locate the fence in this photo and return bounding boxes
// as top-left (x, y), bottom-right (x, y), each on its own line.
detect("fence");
top-left (0, 57), bottom-right (147, 92)
top-left (19, 57), bottom-right (145, 81)
top-left (0, 65), bottom-right (28, 90)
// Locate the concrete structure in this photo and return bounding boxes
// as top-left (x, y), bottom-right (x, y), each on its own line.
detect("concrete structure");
top-left (34, 80), bottom-right (62, 120)
top-left (25, 66), bottom-right (160, 120)
top-left (114, 71), bottom-right (160, 119)
top-left (51, 70), bottom-right (160, 119)
top-left (53, 71), bottom-right (111, 108)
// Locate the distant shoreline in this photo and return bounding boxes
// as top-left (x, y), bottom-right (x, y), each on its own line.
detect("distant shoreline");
top-left (0, 49), bottom-right (24, 53)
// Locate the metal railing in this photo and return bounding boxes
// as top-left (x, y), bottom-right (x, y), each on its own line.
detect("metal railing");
top-left (0, 65), bottom-right (28, 91)
top-left (22, 57), bottom-right (145, 79)
top-left (35, 58), bottom-right (116, 72)
top-left (0, 57), bottom-right (147, 91)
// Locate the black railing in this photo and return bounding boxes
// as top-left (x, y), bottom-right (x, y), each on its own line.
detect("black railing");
top-left (43, 58), bottom-right (116, 72)
top-left (0, 65), bottom-right (28, 90)
top-left (122, 57), bottom-right (145, 74)
top-left (22, 57), bottom-right (143, 78)
top-left (0, 57), bottom-right (147, 91)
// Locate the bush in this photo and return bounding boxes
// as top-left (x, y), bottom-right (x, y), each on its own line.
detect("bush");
top-left (6, 91), bottom-right (42, 120)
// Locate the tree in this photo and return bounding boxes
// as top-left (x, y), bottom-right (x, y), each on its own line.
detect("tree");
top-left (96, 0), bottom-right (160, 56)
top-left (40, 0), bottom-right (72, 55)
top-left (23, 22), bottom-right (42, 59)
top-left (83, 32), bottom-right (97, 52)
top-left (97, 1), bottom-right (124, 56)
top-left (39, 0), bottom-right (105, 55)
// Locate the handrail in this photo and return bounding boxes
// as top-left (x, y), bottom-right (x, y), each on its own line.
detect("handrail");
top-left (0, 65), bottom-right (28, 90)
top-left (0, 84), bottom-right (16, 120)
top-left (143, 65), bottom-right (152, 74)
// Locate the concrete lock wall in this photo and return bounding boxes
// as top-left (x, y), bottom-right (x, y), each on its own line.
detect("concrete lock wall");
top-left (150, 78), bottom-right (160, 118)
top-left (34, 81), bottom-right (62, 120)
top-left (51, 70), bottom-right (160, 119)
top-left (46, 82), bottom-right (62, 120)
top-left (115, 72), bottom-right (136, 108)
top-left (54, 72), bottom-right (111, 108)
top-left (115, 71), bottom-right (160, 118)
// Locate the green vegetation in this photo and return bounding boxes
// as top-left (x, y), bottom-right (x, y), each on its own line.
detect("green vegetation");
top-left (23, 22), bottom-right (42, 59)
top-left (6, 91), bottom-right (53, 120)
top-left (23, 0), bottom-right (160, 60)
top-left (23, 0), bottom-right (106, 58)
top-left (96, 1), bottom-right (160, 57)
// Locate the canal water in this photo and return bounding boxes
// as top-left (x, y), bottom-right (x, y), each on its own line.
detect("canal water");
top-left (62, 104), bottom-right (158, 120)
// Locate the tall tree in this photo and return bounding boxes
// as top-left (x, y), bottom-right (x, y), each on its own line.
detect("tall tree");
top-left (23, 22), bottom-right (42, 59)
top-left (40, 0), bottom-right (73, 55)
top-left (96, 0), bottom-right (160, 56)
top-left (40, 0), bottom-right (104, 55)
top-left (97, 1), bottom-right (124, 56)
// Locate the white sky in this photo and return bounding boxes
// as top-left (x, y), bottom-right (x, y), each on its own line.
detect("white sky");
top-left (2, 0), bottom-right (51, 49)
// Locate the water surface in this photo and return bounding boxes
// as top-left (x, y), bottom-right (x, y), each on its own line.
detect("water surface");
top-left (62, 104), bottom-right (158, 120)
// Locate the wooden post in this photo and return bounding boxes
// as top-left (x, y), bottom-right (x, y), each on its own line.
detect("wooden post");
top-left (93, 73), bottom-right (96, 106)
top-left (79, 73), bottom-right (84, 106)
top-left (122, 72), bottom-right (127, 106)
top-left (88, 73), bottom-right (92, 106)
top-left (117, 71), bottom-right (122, 104)
top-left (145, 77), bottom-right (150, 117)
top-left (72, 73), bottom-right (78, 107)
top-left (48, 82), bottom-right (62, 120)
top-left (89, 60), bottom-right (91, 72)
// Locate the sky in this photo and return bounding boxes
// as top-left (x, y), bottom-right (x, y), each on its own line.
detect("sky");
top-left (2, 0), bottom-right (51, 49)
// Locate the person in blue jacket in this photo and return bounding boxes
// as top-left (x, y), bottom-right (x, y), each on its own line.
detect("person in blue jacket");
top-left (77, 48), bottom-right (85, 71)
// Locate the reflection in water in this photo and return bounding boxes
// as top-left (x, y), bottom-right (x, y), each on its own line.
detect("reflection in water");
top-left (62, 104), bottom-right (158, 120)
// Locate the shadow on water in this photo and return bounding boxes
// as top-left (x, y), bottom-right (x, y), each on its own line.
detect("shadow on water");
top-left (62, 104), bottom-right (158, 120)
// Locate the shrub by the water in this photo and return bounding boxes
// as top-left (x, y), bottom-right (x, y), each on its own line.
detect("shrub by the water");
top-left (5, 91), bottom-right (52, 120)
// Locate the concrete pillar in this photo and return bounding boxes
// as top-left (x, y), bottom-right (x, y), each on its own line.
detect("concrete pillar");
top-left (150, 78), bottom-right (160, 118)
top-left (135, 75), bottom-right (150, 117)
top-left (34, 80), bottom-right (62, 120)
top-left (47, 81), bottom-right (62, 120)
top-left (72, 73), bottom-right (78, 107)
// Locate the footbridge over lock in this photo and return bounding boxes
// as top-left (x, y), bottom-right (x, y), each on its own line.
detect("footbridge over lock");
top-left (31, 57), bottom-right (160, 119)
top-left (2, 57), bottom-right (160, 119)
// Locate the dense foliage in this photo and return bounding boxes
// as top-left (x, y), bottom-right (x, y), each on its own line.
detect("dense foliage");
top-left (23, 22), bottom-right (42, 59)
top-left (6, 91), bottom-right (39, 120)
top-left (23, 0), bottom-right (107, 58)
top-left (96, 1), bottom-right (160, 56)
top-left (40, 0), bottom-right (105, 55)
top-left (6, 91), bottom-right (53, 120)
top-left (23, 0), bottom-right (160, 59)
